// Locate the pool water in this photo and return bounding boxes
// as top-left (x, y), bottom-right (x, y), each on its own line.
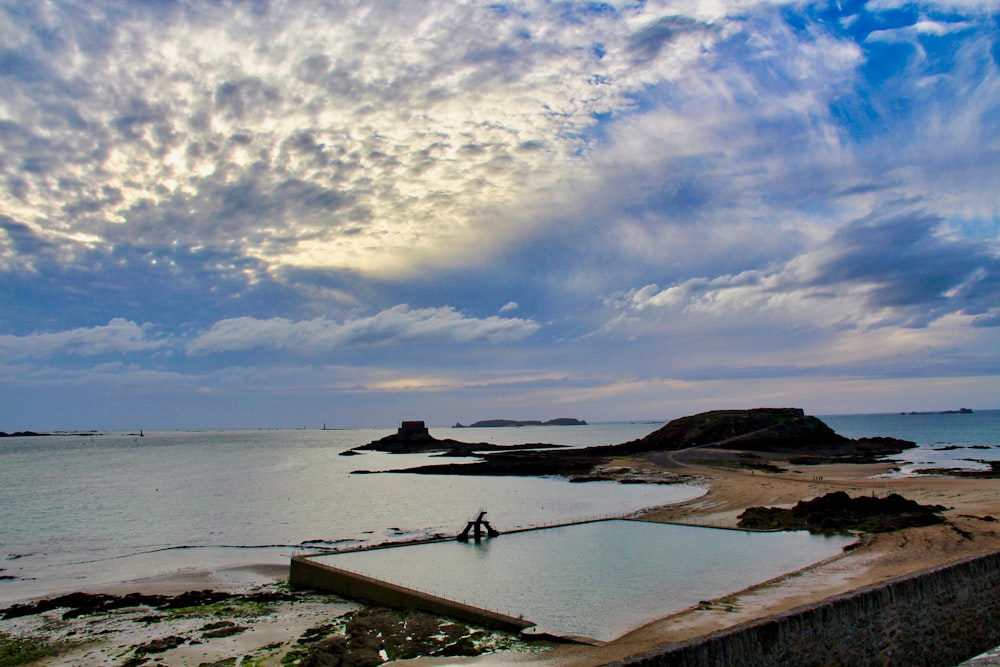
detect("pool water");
top-left (312, 519), bottom-right (855, 641)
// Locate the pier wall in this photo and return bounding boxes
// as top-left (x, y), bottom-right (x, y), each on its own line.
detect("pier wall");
top-left (289, 555), bottom-right (534, 634)
top-left (611, 549), bottom-right (1000, 667)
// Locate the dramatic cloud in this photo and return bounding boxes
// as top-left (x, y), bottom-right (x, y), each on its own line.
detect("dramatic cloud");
top-left (0, 1), bottom-right (734, 278)
top-left (614, 210), bottom-right (1000, 330)
top-left (1, 0), bottom-right (997, 427)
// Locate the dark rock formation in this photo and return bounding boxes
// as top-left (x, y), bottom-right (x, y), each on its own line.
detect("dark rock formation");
top-left (917, 461), bottom-right (1000, 478)
top-left (0, 589), bottom-right (295, 621)
top-left (286, 608), bottom-right (495, 666)
top-left (199, 620), bottom-right (248, 638)
top-left (370, 451), bottom-right (609, 478)
top-left (454, 418), bottom-right (587, 427)
top-left (617, 408), bottom-right (914, 457)
top-left (353, 409), bottom-right (914, 478)
top-left (344, 420), bottom-right (565, 456)
top-left (737, 491), bottom-right (946, 534)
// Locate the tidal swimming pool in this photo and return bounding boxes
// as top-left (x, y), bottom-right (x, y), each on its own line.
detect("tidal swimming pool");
top-left (310, 520), bottom-right (855, 641)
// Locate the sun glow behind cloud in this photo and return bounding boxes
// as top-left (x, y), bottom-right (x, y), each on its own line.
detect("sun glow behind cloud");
top-left (0, 1), bottom-right (743, 277)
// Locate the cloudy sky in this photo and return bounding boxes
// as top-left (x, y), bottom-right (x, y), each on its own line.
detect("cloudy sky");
top-left (1, 0), bottom-right (998, 430)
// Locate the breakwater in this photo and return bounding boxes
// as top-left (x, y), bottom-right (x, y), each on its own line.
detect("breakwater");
top-left (289, 553), bottom-right (535, 634)
top-left (610, 548), bottom-right (1000, 667)
top-left (290, 519), bottom-right (855, 644)
top-left (287, 516), bottom-right (626, 636)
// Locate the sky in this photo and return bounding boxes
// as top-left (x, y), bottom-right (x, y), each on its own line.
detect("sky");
top-left (1, 0), bottom-right (998, 430)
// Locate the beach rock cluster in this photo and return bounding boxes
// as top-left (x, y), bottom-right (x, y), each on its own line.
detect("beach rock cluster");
top-left (0, 589), bottom-right (293, 621)
top-left (736, 491), bottom-right (947, 534)
top-left (0, 630), bottom-right (69, 665)
top-left (286, 608), bottom-right (509, 667)
top-left (0, 587), bottom-right (526, 667)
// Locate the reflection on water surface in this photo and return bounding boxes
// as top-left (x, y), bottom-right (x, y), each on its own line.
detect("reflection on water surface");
top-left (313, 519), bottom-right (854, 642)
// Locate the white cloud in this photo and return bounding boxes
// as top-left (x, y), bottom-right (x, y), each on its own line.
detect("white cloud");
top-left (186, 305), bottom-right (540, 355)
top-left (0, 319), bottom-right (166, 360)
top-left (0, 0), bottom-right (743, 278)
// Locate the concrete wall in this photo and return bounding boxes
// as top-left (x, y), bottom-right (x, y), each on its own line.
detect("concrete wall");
top-left (610, 549), bottom-right (1000, 667)
top-left (290, 554), bottom-right (534, 634)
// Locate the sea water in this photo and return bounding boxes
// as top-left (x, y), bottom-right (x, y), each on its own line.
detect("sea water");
top-left (2, 413), bottom-right (998, 607)
top-left (822, 410), bottom-right (1000, 473)
top-left (0, 422), bottom-right (696, 604)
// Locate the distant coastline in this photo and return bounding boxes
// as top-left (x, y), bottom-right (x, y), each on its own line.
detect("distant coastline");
top-left (453, 418), bottom-right (588, 428)
top-left (901, 408), bottom-right (974, 415)
top-left (0, 430), bottom-right (104, 437)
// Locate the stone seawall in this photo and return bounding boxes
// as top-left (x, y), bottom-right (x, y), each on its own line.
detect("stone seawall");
top-left (289, 555), bottom-right (535, 634)
top-left (609, 549), bottom-right (1000, 667)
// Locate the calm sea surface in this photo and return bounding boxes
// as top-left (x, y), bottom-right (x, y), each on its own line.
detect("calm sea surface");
top-left (0, 422), bottom-right (693, 604)
top-left (821, 410), bottom-right (1000, 473)
top-left (2, 413), bottom-right (998, 608)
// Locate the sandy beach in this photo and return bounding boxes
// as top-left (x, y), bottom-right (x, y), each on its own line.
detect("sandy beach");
top-left (4, 453), bottom-right (1000, 666)
top-left (523, 452), bottom-right (1000, 667)
top-left (402, 453), bottom-right (1000, 666)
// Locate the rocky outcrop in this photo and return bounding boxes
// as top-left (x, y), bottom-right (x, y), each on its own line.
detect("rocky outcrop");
top-left (286, 607), bottom-right (517, 666)
top-left (0, 589), bottom-right (295, 621)
top-left (736, 492), bottom-right (946, 534)
top-left (345, 421), bottom-right (564, 456)
top-left (620, 408), bottom-right (914, 457)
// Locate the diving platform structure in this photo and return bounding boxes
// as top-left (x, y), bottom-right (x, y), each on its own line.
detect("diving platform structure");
top-left (458, 510), bottom-right (500, 542)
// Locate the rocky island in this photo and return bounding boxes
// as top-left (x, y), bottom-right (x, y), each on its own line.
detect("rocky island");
top-left (352, 408), bottom-right (914, 479)
top-left (342, 420), bottom-right (565, 457)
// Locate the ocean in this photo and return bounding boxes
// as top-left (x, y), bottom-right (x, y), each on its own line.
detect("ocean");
top-left (0, 421), bottom-right (694, 605)
top-left (2, 411), bottom-right (999, 609)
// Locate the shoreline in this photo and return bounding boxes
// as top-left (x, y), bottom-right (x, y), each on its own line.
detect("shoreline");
top-left (83, 562), bottom-right (291, 598)
top-left (5, 457), bottom-right (1000, 666)
top-left (518, 455), bottom-right (1000, 666)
